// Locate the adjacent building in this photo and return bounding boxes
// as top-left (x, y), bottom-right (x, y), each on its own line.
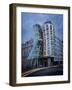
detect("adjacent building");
top-left (22, 39), bottom-right (33, 71)
top-left (22, 39), bottom-right (33, 59)
top-left (54, 36), bottom-right (63, 64)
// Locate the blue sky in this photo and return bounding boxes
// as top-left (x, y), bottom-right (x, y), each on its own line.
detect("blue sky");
top-left (21, 12), bottom-right (63, 43)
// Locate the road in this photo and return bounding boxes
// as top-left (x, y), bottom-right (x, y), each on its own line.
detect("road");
top-left (22, 65), bottom-right (63, 77)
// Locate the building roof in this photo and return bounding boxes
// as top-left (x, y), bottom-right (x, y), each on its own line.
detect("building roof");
top-left (44, 21), bottom-right (52, 24)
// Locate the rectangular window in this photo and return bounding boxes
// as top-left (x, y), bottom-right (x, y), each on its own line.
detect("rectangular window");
top-left (50, 25), bottom-right (52, 30)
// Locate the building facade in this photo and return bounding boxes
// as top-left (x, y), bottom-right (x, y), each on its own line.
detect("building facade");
top-left (22, 39), bottom-right (33, 59)
top-left (22, 21), bottom-right (63, 71)
top-left (22, 39), bottom-right (33, 72)
top-left (54, 36), bottom-right (63, 64)
top-left (29, 24), bottom-right (43, 59)
top-left (42, 21), bottom-right (55, 66)
top-left (28, 24), bottom-right (43, 68)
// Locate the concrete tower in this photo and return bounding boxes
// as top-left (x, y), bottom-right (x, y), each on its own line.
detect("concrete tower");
top-left (43, 21), bottom-right (55, 66)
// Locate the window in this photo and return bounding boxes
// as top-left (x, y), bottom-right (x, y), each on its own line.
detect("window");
top-left (46, 27), bottom-right (49, 30)
top-left (43, 51), bottom-right (46, 55)
top-left (46, 24), bottom-right (48, 28)
top-left (50, 25), bottom-right (52, 30)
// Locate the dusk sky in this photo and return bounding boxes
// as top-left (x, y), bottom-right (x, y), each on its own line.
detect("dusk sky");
top-left (21, 12), bottom-right (63, 43)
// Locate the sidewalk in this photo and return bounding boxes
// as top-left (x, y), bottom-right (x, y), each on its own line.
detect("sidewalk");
top-left (22, 64), bottom-right (62, 77)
